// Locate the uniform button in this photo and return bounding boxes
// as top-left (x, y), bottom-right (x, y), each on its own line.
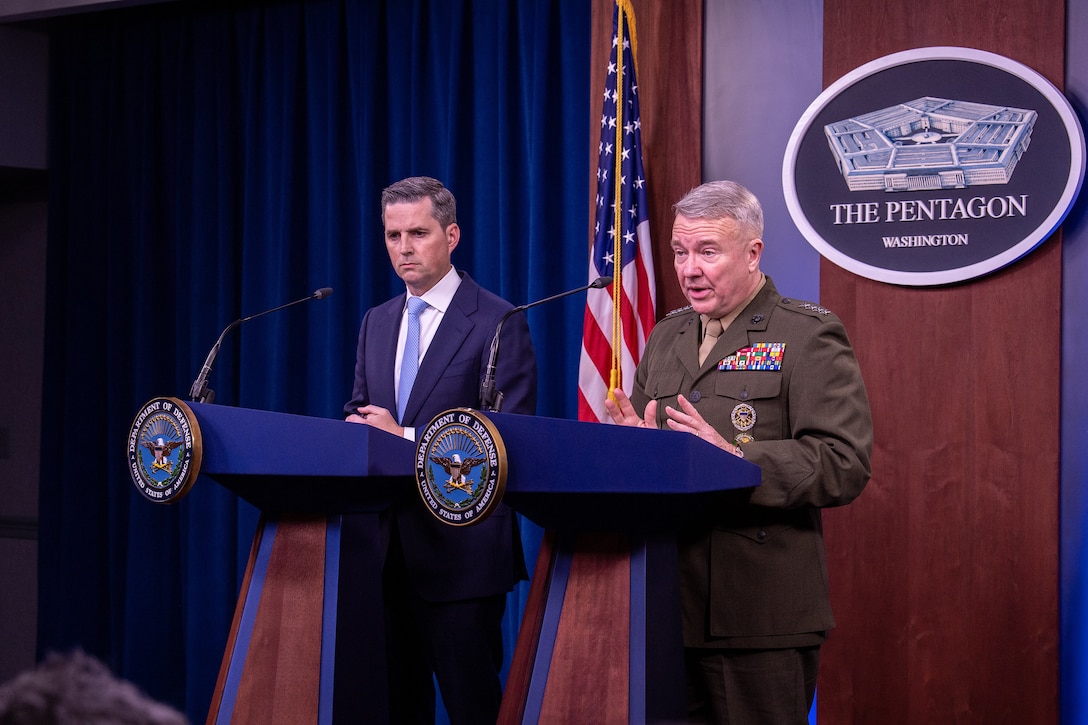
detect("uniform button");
top-left (757, 529), bottom-right (767, 541)
top-left (740, 390), bottom-right (749, 400)
top-left (690, 390), bottom-right (702, 403)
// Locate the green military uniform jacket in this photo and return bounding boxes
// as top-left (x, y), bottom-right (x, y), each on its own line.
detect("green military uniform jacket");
top-left (630, 277), bottom-right (873, 650)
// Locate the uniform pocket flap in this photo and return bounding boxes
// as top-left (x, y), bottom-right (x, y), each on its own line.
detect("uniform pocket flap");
top-left (647, 371), bottom-right (684, 400)
top-left (713, 371), bottom-right (781, 402)
top-left (722, 522), bottom-right (792, 544)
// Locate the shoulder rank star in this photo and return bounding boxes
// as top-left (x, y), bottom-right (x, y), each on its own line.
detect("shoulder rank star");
top-left (666, 304), bottom-right (694, 317)
top-left (782, 298), bottom-right (832, 315)
top-left (798, 302), bottom-right (831, 315)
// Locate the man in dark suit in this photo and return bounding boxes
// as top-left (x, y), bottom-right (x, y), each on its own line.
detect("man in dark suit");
top-left (344, 176), bottom-right (537, 724)
top-left (606, 180), bottom-right (872, 724)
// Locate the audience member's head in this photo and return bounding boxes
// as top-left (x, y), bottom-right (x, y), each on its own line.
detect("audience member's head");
top-left (0, 650), bottom-right (187, 725)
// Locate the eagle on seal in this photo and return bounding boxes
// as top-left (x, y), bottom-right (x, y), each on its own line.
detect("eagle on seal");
top-left (142, 437), bottom-right (183, 472)
top-left (430, 452), bottom-right (486, 494)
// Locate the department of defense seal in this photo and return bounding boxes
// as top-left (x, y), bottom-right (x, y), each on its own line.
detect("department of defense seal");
top-left (127, 397), bottom-right (202, 503)
top-left (415, 408), bottom-right (507, 526)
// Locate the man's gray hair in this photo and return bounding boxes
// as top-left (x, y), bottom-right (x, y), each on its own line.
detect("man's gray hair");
top-left (673, 180), bottom-right (764, 238)
top-left (381, 176), bottom-right (457, 229)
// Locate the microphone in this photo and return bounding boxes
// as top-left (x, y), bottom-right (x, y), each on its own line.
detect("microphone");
top-left (479, 276), bottom-right (612, 412)
top-left (188, 287), bottom-right (334, 404)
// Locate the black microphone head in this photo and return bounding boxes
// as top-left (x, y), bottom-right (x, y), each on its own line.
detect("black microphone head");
top-left (590, 276), bottom-right (613, 289)
top-left (313, 287), bottom-right (334, 299)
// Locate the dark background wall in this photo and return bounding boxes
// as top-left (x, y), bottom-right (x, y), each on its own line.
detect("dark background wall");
top-left (0, 23), bottom-right (47, 686)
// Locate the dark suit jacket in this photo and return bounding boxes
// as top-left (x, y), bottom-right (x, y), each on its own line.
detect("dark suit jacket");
top-left (344, 271), bottom-right (537, 601)
top-left (630, 277), bottom-right (873, 649)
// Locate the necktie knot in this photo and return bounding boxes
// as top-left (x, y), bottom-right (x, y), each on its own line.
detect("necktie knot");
top-left (704, 317), bottom-right (723, 340)
top-left (406, 295), bottom-right (428, 317)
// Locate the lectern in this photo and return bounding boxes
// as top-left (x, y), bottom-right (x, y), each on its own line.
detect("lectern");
top-left (188, 403), bottom-right (415, 725)
top-left (185, 404), bottom-right (759, 725)
top-left (485, 412), bottom-right (762, 724)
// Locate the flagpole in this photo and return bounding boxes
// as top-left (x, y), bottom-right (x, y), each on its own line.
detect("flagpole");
top-left (610, 3), bottom-right (626, 396)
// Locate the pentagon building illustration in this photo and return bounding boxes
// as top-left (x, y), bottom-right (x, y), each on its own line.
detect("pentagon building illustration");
top-left (824, 97), bottom-right (1037, 192)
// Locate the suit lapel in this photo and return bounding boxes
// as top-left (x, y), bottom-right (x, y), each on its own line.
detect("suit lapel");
top-left (374, 297), bottom-right (405, 410)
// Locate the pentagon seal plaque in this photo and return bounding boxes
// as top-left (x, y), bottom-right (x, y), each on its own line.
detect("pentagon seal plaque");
top-left (783, 46), bottom-right (1085, 286)
top-left (416, 408), bottom-right (507, 526)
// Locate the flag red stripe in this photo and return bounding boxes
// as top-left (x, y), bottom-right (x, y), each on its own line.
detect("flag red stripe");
top-left (582, 303), bottom-right (613, 382)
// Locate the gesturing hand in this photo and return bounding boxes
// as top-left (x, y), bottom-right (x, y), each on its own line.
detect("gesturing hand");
top-left (663, 395), bottom-right (743, 458)
top-left (603, 388), bottom-right (658, 429)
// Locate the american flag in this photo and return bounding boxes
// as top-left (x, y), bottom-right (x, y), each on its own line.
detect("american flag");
top-left (577, 0), bottom-right (656, 423)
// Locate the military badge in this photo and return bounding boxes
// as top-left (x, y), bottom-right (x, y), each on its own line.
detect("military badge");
top-left (127, 397), bottom-right (202, 503)
top-left (416, 408), bottom-right (507, 526)
top-left (731, 403), bottom-right (756, 432)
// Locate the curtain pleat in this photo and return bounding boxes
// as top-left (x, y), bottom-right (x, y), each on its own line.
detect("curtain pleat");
top-left (41, 0), bottom-right (589, 719)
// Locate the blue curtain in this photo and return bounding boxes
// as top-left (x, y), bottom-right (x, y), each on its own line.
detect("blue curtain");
top-left (40, 0), bottom-right (590, 719)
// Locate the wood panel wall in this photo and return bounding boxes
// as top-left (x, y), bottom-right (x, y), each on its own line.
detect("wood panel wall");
top-left (818, 1), bottom-right (1063, 722)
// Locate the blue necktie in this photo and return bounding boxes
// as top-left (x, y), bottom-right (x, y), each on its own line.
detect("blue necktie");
top-left (397, 296), bottom-right (429, 423)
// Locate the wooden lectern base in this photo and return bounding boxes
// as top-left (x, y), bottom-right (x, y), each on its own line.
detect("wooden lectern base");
top-left (206, 513), bottom-right (388, 725)
top-left (500, 530), bottom-right (685, 724)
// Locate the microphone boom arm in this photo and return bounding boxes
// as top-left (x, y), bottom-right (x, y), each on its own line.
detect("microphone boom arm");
top-left (189, 287), bottom-right (333, 404)
top-left (479, 276), bottom-right (611, 412)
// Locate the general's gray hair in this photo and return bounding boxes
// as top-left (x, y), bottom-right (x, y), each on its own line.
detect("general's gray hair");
top-left (673, 180), bottom-right (764, 238)
top-left (381, 176), bottom-right (457, 229)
